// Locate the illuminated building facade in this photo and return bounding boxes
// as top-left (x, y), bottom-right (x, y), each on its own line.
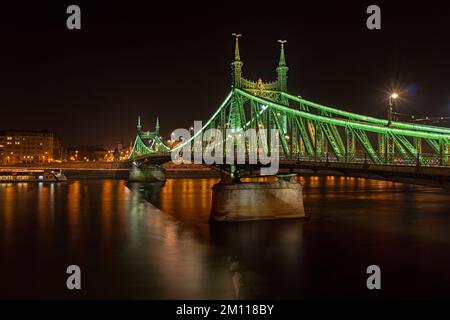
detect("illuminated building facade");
top-left (0, 130), bottom-right (63, 164)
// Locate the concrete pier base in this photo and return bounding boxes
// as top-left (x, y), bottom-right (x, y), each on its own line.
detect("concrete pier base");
top-left (128, 165), bottom-right (166, 182)
top-left (210, 178), bottom-right (305, 222)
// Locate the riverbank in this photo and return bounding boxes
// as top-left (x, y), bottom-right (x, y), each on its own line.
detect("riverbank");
top-left (0, 162), bottom-right (221, 179)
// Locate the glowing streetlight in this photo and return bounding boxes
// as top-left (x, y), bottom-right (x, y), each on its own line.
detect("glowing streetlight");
top-left (387, 93), bottom-right (399, 126)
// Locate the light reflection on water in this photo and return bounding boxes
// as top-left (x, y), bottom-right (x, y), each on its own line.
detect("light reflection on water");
top-left (0, 177), bottom-right (450, 299)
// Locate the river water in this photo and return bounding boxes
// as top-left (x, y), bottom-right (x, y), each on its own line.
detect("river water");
top-left (1, 177), bottom-right (450, 299)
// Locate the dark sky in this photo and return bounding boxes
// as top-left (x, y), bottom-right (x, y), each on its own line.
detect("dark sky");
top-left (1, 1), bottom-right (449, 147)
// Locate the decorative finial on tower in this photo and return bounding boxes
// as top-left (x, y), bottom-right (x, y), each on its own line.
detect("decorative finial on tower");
top-left (231, 33), bottom-right (243, 88)
top-left (137, 116), bottom-right (142, 132)
top-left (277, 40), bottom-right (287, 66)
top-left (276, 40), bottom-right (289, 92)
top-left (232, 33), bottom-right (242, 61)
top-left (155, 117), bottom-right (160, 135)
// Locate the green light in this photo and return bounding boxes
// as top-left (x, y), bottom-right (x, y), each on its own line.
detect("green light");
top-left (239, 89), bottom-right (449, 140)
top-left (281, 92), bottom-right (450, 135)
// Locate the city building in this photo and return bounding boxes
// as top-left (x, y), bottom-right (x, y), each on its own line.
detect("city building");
top-left (66, 145), bottom-right (111, 162)
top-left (0, 130), bottom-right (63, 165)
top-left (114, 141), bottom-right (132, 161)
top-left (66, 143), bottom-right (132, 162)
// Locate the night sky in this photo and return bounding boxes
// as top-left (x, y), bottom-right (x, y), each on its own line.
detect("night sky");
top-left (1, 1), bottom-right (449, 147)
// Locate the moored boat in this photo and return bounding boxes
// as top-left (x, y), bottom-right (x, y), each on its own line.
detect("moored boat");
top-left (0, 169), bottom-right (67, 182)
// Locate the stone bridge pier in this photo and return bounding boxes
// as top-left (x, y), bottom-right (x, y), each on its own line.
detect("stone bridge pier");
top-left (210, 175), bottom-right (306, 222)
top-left (128, 164), bottom-right (166, 182)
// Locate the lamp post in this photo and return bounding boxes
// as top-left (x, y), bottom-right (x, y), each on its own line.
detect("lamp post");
top-left (387, 93), bottom-right (398, 126)
top-left (386, 93), bottom-right (399, 164)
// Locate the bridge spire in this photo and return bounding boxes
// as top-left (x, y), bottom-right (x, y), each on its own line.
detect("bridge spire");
top-left (276, 40), bottom-right (289, 92)
top-left (278, 40), bottom-right (287, 66)
top-left (231, 33), bottom-right (243, 88)
top-left (155, 117), bottom-right (160, 135)
top-left (137, 116), bottom-right (142, 132)
top-left (233, 33), bottom-right (241, 61)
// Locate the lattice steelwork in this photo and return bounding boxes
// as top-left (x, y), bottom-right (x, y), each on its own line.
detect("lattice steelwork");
top-left (129, 116), bottom-right (170, 159)
top-left (130, 36), bottom-right (450, 167)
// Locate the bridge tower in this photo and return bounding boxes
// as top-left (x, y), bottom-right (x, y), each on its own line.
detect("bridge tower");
top-left (276, 40), bottom-right (288, 92)
top-left (209, 36), bottom-right (306, 222)
top-left (275, 40), bottom-right (290, 146)
top-left (229, 33), bottom-right (245, 131)
top-left (128, 116), bottom-right (170, 182)
top-left (231, 33), bottom-right (243, 88)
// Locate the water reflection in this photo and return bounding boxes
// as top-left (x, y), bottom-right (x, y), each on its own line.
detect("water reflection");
top-left (159, 179), bottom-right (217, 222)
top-left (1, 184), bottom-right (15, 246)
top-left (134, 176), bottom-right (450, 299)
top-left (37, 183), bottom-right (51, 244)
top-left (101, 180), bottom-right (113, 242)
top-left (210, 220), bottom-right (306, 299)
top-left (67, 181), bottom-right (81, 227)
top-left (1, 177), bottom-right (450, 299)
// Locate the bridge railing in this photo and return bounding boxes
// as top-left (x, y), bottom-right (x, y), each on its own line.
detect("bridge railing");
top-left (279, 152), bottom-right (449, 167)
top-left (133, 149), bottom-right (449, 168)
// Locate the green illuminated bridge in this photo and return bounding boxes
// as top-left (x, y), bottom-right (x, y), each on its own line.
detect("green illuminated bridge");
top-left (129, 36), bottom-right (450, 186)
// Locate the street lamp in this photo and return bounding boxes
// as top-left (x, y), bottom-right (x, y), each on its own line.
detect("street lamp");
top-left (387, 93), bottom-right (399, 125)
